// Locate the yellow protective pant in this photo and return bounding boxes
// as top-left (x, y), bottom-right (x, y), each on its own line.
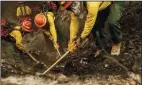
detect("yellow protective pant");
top-left (70, 12), bottom-right (79, 42)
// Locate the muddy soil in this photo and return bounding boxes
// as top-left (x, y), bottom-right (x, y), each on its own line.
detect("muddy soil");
top-left (1, 1), bottom-right (142, 85)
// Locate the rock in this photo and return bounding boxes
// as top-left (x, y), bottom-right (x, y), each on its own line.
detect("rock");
top-left (57, 74), bottom-right (69, 83)
top-left (104, 64), bottom-right (109, 68)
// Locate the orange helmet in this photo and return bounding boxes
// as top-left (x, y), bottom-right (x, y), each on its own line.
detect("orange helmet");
top-left (21, 20), bottom-right (32, 32)
top-left (34, 13), bottom-right (47, 28)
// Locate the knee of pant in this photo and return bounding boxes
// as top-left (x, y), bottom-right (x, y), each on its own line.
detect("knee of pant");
top-left (108, 21), bottom-right (118, 27)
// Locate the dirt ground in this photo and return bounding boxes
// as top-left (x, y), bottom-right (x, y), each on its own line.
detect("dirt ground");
top-left (1, 1), bottom-right (142, 85)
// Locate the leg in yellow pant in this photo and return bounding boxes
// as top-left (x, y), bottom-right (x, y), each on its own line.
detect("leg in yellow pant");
top-left (70, 12), bottom-right (79, 42)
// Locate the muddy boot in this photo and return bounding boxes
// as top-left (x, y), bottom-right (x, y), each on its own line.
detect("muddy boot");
top-left (111, 42), bottom-right (121, 56)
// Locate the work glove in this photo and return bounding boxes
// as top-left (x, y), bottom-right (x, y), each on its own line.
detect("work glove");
top-left (76, 36), bottom-right (85, 47)
top-left (16, 44), bottom-right (26, 53)
top-left (76, 37), bottom-right (82, 46)
top-left (53, 42), bottom-right (59, 49)
top-left (68, 41), bottom-right (77, 52)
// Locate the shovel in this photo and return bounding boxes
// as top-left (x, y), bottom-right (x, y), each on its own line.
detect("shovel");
top-left (36, 39), bottom-right (88, 75)
top-left (36, 51), bottom-right (70, 76)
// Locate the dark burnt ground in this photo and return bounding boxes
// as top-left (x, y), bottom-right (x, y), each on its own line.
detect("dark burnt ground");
top-left (60, 2), bottom-right (142, 76)
top-left (1, 1), bottom-right (142, 84)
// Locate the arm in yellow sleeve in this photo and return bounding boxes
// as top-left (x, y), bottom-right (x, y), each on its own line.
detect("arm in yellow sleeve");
top-left (47, 12), bottom-right (57, 43)
top-left (9, 30), bottom-right (23, 50)
top-left (80, 2), bottom-right (101, 39)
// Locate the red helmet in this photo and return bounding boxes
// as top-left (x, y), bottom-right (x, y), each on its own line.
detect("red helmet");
top-left (34, 13), bottom-right (47, 28)
top-left (21, 20), bottom-right (32, 32)
top-left (1, 19), bottom-right (7, 26)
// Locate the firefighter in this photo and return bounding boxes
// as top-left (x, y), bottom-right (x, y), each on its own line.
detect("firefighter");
top-left (34, 2), bottom-right (59, 50)
top-left (71, 2), bottom-right (125, 56)
top-left (16, 1), bottom-right (31, 23)
top-left (1, 19), bottom-right (32, 51)
top-left (57, 1), bottom-right (84, 52)
top-left (67, 2), bottom-right (111, 53)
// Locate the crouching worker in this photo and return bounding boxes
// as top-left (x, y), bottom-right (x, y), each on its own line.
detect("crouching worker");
top-left (75, 2), bottom-right (124, 56)
top-left (1, 19), bottom-right (45, 64)
top-left (67, 2), bottom-right (111, 53)
top-left (34, 12), bottom-right (59, 50)
top-left (1, 19), bottom-right (32, 51)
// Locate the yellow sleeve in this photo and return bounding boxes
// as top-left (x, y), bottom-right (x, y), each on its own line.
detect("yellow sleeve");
top-left (99, 2), bottom-right (111, 11)
top-left (81, 2), bottom-right (102, 39)
top-left (9, 30), bottom-right (23, 49)
top-left (47, 12), bottom-right (57, 42)
top-left (16, 7), bottom-right (21, 17)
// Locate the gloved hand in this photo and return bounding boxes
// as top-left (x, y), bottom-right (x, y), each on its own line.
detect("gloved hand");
top-left (54, 42), bottom-right (59, 49)
top-left (16, 44), bottom-right (26, 53)
top-left (68, 41), bottom-right (77, 52)
top-left (76, 37), bottom-right (82, 46)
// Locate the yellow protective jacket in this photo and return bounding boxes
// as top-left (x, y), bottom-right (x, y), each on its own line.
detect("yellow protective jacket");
top-left (45, 12), bottom-right (57, 43)
top-left (70, 2), bottom-right (111, 41)
top-left (17, 5), bottom-right (31, 17)
top-left (9, 26), bottom-right (23, 50)
top-left (81, 2), bottom-right (111, 39)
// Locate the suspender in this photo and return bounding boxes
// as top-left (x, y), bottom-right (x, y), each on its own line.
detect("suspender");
top-left (20, 7), bottom-right (24, 16)
top-left (19, 5), bottom-right (27, 16)
top-left (23, 5), bottom-right (27, 15)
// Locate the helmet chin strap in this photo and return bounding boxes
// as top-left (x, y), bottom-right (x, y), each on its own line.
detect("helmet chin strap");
top-left (23, 28), bottom-right (32, 32)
